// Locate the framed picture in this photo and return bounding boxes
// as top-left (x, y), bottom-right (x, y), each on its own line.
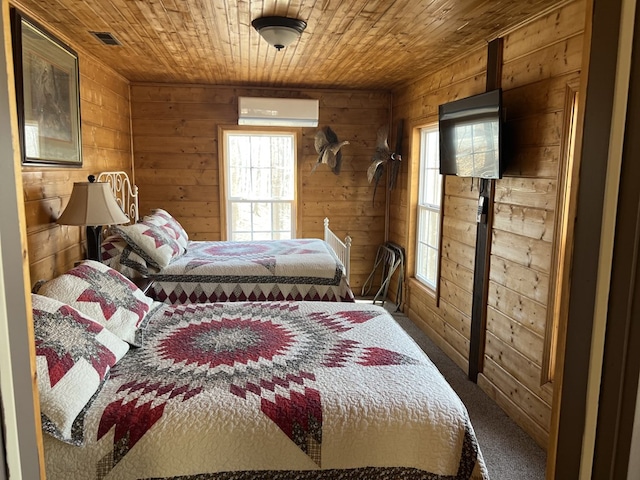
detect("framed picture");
top-left (10, 9), bottom-right (82, 167)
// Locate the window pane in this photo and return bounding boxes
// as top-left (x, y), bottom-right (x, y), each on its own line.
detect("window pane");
top-left (252, 202), bottom-right (272, 232)
top-left (416, 242), bottom-right (431, 285)
top-left (226, 132), bottom-right (296, 239)
top-left (418, 208), bottom-right (429, 240)
top-left (253, 167), bottom-right (271, 198)
top-left (273, 202), bottom-right (291, 232)
top-left (233, 232), bottom-right (252, 241)
top-left (231, 202), bottom-right (252, 233)
top-left (272, 231), bottom-right (291, 240)
top-left (416, 125), bottom-right (442, 291)
top-left (426, 247), bottom-right (438, 285)
top-left (427, 211), bottom-right (439, 247)
top-left (425, 169), bottom-right (439, 205)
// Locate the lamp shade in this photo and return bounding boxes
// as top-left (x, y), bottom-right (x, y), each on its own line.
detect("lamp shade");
top-left (57, 181), bottom-right (129, 226)
top-left (252, 16), bottom-right (307, 50)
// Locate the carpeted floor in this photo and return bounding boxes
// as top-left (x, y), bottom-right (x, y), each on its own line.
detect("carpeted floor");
top-left (378, 302), bottom-right (547, 479)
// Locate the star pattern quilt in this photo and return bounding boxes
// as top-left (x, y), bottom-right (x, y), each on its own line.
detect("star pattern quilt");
top-left (43, 301), bottom-right (488, 480)
top-left (103, 238), bottom-right (355, 304)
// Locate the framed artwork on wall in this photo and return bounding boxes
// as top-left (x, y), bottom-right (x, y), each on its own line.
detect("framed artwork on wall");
top-left (10, 8), bottom-right (82, 167)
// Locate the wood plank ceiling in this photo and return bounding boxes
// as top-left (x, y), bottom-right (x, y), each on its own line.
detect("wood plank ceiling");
top-left (12, 0), bottom-right (568, 90)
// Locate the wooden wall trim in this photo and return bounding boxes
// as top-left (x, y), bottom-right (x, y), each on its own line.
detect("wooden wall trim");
top-left (0, 0), bottom-right (43, 476)
top-left (128, 82), bottom-right (136, 184)
top-left (549, 0), bottom-right (624, 476)
top-left (542, 79), bottom-right (580, 385)
top-left (130, 81), bottom-right (389, 96)
top-left (489, 0), bottom-right (577, 41)
top-left (591, 0), bottom-right (640, 476)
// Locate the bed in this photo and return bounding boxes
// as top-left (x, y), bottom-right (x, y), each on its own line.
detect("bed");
top-left (34, 260), bottom-right (489, 480)
top-left (96, 171), bottom-right (354, 304)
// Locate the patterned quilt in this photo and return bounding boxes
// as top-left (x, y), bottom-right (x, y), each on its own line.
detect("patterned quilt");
top-left (43, 301), bottom-right (489, 480)
top-left (104, 238), bottom-right (354, 304)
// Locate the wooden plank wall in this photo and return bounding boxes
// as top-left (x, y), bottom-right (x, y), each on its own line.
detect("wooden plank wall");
top-left (12, 0), bottom-right (133, 284)
top-left (391, 44), bottom-right (488, 364)
top-left (13, 0), bottom-right (585, 454)
top-left (130, 85), bottom-right (390, 290)
top-left (390, 0), bottom-right (585, 448)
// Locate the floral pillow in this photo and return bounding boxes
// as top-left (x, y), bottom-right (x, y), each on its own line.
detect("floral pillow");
top-left (37, 260), bottom-right (155, 346)
top-left (32, 293), bottom-right (129, 445)
top-left (113, 220), bottom-right (184, 269)
top-left (144, 208), bottom-right (189, 249)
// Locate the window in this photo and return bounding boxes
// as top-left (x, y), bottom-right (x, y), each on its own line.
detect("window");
top-left (224, 132), bottom-right (296, 240)
top-left (415, 126), bottom-right (443, 289)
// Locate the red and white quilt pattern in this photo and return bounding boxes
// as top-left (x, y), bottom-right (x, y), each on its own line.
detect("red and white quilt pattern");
top-left (144, 209), bottom-right (189, 250)
top-left (43, 302), bottom-right (488, 480)
top-left (37, 260), bottom-right (155, 346)
top-left (32, 294), bottom-right (129, 444)
top-left (113, 221), bottom-right (184, 270)
top-left (146, 239), bottom-right (355, 303)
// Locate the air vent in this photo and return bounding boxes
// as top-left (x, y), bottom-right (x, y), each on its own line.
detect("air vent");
top-left (89, 31), bottom-right (122, 46)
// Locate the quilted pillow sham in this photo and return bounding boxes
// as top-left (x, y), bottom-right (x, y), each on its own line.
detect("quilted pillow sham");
top-left (101, 234), bottom-right (160, 279)
top-left (37, 260), bottom-right (155, 346)
top-left (145, 208), bottom-right (189, 249)
top-left (113, 220), bottom-right (184, 269)
top-left (32, 293), bottom-right (129, 445)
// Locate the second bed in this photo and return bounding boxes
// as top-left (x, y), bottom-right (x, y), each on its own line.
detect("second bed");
top-left (98, 171), bottom-right (354, 304)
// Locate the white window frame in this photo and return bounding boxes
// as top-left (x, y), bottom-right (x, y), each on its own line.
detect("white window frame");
top-left (223, 130), bottom-right (297, 240)
top-left (415, 125), bottom-right (443, 290)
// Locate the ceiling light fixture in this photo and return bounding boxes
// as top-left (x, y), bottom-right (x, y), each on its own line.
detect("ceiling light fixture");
top-left (251, 16), bottom-right (307, 51)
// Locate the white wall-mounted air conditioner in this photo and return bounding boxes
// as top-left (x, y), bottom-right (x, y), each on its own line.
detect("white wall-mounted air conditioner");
top-left (238, 97), bottom-right (319, 127)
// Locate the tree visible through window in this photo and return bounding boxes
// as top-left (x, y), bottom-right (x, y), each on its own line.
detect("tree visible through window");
top-left (416, 126), bottom-right (442, 289)
top-left (225, 132), bottom-right (296, 240)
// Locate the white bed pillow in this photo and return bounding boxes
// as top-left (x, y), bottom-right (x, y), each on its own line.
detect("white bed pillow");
top-left (37, 260), bottom-right (155, 346)
top-left (101, 234), bottom-right (159, 278)
top-left (145, 208), bottom-right (189, 249)
top-left (113, 220), bottom-right (185, 269)
top-left (32, 293), bottom-right (129, 445)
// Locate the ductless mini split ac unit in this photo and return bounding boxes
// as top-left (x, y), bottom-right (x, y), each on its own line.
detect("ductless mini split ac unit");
top-left (238, 97), bottom-right (319, 127)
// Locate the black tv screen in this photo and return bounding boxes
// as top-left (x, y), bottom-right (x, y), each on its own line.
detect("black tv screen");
top-left (438, 88), bottom-right (504, 179)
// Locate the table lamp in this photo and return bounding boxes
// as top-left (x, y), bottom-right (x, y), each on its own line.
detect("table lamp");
top-left (57, 175), bottom-right (129, 261)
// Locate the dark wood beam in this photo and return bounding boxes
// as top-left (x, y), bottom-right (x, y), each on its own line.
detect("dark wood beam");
top-left (468, 37), bottom-right (502, 382)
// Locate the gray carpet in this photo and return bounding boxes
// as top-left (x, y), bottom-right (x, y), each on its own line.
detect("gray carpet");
top-left (389, 308), bottom-right (547, 479)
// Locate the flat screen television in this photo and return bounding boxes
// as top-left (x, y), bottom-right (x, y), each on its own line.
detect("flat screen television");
top-left (438, 88), bottom-right (504, 179)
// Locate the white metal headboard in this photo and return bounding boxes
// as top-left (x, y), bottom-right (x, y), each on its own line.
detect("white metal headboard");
top-left (96, 171), bottom-right (139, 223)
